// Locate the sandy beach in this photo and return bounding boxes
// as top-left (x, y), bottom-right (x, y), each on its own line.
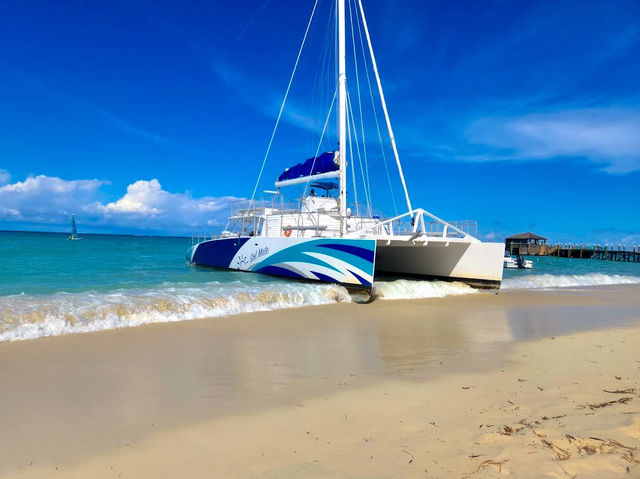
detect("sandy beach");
top-left (1, 286), bottom-right (639, 478)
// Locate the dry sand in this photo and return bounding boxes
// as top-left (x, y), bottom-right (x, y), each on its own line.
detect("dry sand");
top-left (1, 286), bottom-right (639, 478)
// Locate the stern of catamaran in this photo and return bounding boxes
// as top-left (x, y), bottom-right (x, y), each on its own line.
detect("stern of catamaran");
top-left (346, 208), bottom-right (504, 288)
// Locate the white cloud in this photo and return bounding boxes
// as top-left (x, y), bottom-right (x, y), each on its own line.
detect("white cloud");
top-left (0, 175), bottom-right (102, 194)
top-left (0, 175), bottom-right (105, 222)
top-left (0, 169), bottom-right (10, 185)
top-left (0, 172), bottom-right (238, 233)
top-left (464, 108), bottom-right (640, 173)
top-left (88, 179), bottom-right (239, 231)
top-left (101, 179), bottom-right (165, 215)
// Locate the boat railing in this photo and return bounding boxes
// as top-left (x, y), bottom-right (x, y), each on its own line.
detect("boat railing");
top-left (276, 211), bottom-right (332, 237)
top-left (191, 208), bottom-right (478, 244)
top-left (190, 233), bottom-right (224, 245)
top-left (346, 208), bottom-right (478, 241)
top-left (426, 220), bottom-right (477, 238)
top-left (229, 199), bottom-right (270, 216)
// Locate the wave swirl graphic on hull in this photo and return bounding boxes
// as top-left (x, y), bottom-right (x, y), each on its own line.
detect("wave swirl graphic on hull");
top-left (251, 239), bottom-right (375, 286)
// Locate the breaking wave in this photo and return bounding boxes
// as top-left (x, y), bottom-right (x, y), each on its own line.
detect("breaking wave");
top-left (0, 282), bottom-right (351, 343)
top-left (0, 277), bottom-right (483, 343)
top-left (3, 273), bottom-right (640, 343)
top-left (502, 273), bottom-right (640, 290)
top-left (374, 279), bottom-right (477, 300)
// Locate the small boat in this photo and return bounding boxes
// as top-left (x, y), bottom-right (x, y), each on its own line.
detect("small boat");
top-left (187, 0), bottom-right (504, 292)
top-left (504, 252), bottom-right (532, 269)
top-left (67, 214), bottom-right (82, 240)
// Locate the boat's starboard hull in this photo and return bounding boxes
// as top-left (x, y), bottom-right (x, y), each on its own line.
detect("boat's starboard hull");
top-left (187, 237), bottom-right (376, 288)
top-left (375, 239), bottom-right (504, 289)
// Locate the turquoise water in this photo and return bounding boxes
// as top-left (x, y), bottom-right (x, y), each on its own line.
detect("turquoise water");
top-left (502, 254), bottom-right (640, 286)
top-left (1, 231), bottom-right (640, 342)
top-left (0, 231), bottom-right (271, 296)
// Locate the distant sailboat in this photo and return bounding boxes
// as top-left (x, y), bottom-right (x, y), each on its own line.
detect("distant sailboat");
top-left (68, 214), bottom-right (82, 240)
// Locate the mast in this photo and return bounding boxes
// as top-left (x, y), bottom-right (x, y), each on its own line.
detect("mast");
top-left (338, 0), bottom-right (347, 235)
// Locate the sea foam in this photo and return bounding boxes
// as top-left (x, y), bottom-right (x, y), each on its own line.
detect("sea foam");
top-left (502, 273), bottom-right (640, 290)
top-left (374, 279), bottom-right (477, 300)
top-left (0, 282), bottom-right (351, 342)
top-left (3, 273), bottom-right (640, 343)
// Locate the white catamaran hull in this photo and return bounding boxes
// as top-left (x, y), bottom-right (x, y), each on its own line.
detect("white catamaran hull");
top-left (374, 239), bottom-right (504, 288)
top-left (187, 236), bottom-right (376, 289)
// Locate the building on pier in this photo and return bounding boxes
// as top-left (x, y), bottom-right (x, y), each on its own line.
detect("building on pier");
top-left (505, 232), bottom-right (547, 255)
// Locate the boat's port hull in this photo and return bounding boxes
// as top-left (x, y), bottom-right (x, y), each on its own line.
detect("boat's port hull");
top-left (374, 239), bottom-right (504, 289)
top-left (187, 236), bottom-right (376, 288)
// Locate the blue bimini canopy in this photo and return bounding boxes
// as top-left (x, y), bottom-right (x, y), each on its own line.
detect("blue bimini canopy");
top-left (310, 181), bottom-right (339, 191)
top-left (275, 151), bottom-right (339, 188)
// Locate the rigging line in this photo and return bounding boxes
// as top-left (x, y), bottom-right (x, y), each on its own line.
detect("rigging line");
top-left (353, 1), bottom-right (398, 217)
top-left (324, 0), bottom-right (337, 152)
top-left (347, 91), bottom-right (372, 217)
top-left (312, 0), bottom-right (336, 153)
top-left (346, 102), bottom-right (359, 217)
top-left (334, 0), bottom-right (339, 137)
top-left (347, 0), bottom-right (373, 215)
top-left (346, 93), bottom-right (367, 215)
top-left (301, 85), bottom-right (339, 199)
top-left (249, 0), bottom-right (320, 207)
top-left (357, 0), bottom-right (412, 214)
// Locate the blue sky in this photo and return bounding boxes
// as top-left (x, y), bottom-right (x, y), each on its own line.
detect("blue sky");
top-left (1, 0), bottom-right (639, 244)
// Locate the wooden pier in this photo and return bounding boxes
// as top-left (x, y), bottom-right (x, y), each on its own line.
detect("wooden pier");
top-left (510, 243), bottom-right (640, 263)
top-left (551, 245), bottom-right (640, 262)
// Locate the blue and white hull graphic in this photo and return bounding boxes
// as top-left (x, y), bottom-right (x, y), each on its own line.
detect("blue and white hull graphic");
top-left (187, 237), bottom-right (376, 288)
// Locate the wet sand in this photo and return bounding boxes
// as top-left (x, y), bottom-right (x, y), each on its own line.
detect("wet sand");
top-left (1, 286), bottom-right (639, 478)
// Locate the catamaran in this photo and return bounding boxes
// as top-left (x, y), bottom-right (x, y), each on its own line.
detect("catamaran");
top-left (187, 0), bottom-right (504, 292)
top-left (68, 214), bottom-right (82, 241)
